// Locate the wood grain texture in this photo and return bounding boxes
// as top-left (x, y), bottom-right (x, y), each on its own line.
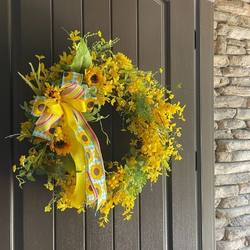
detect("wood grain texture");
top-left (199, 1), bottom-right (215, 249)
top-left (53, 0), bottom-right (83, 57)
top-left (10, 0), bottom-right (24, 248)
top-left (53, 1), bottom-right (85, 249)
top-left (138, 0), bottom-right (167, 250)
top-left (112, 0), bottom-right (140, 249)
top-left (18, 1), bottom-right (54, 250)
top-left (170, 0), bottom-right (197, 249)
top-left (0, 0), bottom-right (11, 249)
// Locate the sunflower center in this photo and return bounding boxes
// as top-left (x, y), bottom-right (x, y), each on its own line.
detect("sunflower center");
top-left (90, 74), bottom-right (98, 83)
top-left (82, 135), bottom-right (88, 142)
top-left (49, 127), bottom-right (55, 134)
top-left (38, 104), bottom-right (45, 111)
top-left (87, 101), bottom-right (94, 109)
top-left (94, 168), bottom-right (100, 176)
top-left (55, 140), bottom-right (66, 148)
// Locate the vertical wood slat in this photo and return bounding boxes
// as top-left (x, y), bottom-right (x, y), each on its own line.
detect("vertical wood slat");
top-left (170, 0), bottom-right (197, 249)
top-left (53, 1), bottom-right (85, 250)
top-left (83, 1), bottom-right (113, 250)
top-left (0, 0), bottom-right (11, 249)
top-left (10, 1), bottom-right (24, 248)
top-left (112, 1), bottom-right (140, 250)
top-left (53, 0), bottom-right (83, 57)
top-left (16, 1), bottom-right (54, 249)
top-left (138, 0), bottom-right (167, 250)
top-left (199, 1), bottom-right (215, 249)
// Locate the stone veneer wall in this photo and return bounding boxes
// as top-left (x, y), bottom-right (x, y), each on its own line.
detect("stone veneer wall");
top-left (214, 1), bottom-right (250, 249)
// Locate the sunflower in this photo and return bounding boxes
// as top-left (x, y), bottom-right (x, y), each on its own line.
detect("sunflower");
top-left (90, 163), bottom-right (104, 180)
top-left (86, 98), bottom-right (95, 112)
top-left (114, 52), bottom-right (133, 70)
top-left (32, 98), bottom-right (47, 117)
top-left (85, 66), bottom-right (105, 87)
top-left (44, 83), bottom-right (61, 100)
top-left (49, 129), bottom-right (72, 156)
top-left (93, 183), bottom-right (103, 197)
top-left (85, 148), bottom-right (93, 163)
top-left (86, 179), bottom-right (95, 197)
top-left (79, 131), bottom-right (91, 145)
top-left (50, 140), bottom-right (71, 156)
top-left (86, 181), bottom-right (103, 198)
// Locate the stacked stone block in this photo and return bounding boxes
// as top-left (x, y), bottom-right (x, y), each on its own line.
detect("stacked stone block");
top-left (214, 1), bottom-right (250, 249)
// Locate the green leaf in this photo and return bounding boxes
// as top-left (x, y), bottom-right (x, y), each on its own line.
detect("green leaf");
top-left (27, 172), bottom-right (36, 182)
top-left (18, 72), bottom-right (40, 95)
top-left (135, 93), bottom-right (152, 121)
top-left (69, 39), bottom-right (92, 72)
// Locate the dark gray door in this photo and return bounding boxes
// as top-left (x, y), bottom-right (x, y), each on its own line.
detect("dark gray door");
top-left (0, 0), bottom-right (214, 249)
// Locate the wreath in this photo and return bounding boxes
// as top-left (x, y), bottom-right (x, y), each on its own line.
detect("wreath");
top-left (12, 30), bottom-right (184, 226)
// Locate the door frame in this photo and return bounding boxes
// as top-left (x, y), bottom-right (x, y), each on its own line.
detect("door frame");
top-left (170, 0), bottom-right (214, 249)
top-left (199, 1), bottom-right (215, 249)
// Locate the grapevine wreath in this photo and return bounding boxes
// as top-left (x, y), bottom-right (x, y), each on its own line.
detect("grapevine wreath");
top-left (12, 31), bottom-right (184, 226)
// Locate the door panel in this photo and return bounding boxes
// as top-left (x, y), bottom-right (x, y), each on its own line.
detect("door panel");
top-left (19, 1), bottom-right (54, 250)
top-left (53, 1), bottom-right (86, 250)
top-left (0, 0), bottom-right (11, 249)
top-left (112, 1), bottom-right (140, 250)
top-left (170, 0), bottom-right (197, 249)
top-left (138, 1), bottom-right (167, 250)
top-left (0, 0), bottom-right (214, 249)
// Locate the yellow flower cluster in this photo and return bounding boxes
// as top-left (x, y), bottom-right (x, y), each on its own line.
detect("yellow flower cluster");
top-left (13, 30), bottom-right (184, 227)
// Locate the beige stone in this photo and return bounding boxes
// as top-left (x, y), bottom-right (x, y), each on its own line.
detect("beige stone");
top-left (214, 96), bottom-right (247, 108)
top-left (230, 77), bottom-right (250, 87)
top-left (216, 229), bottom-right (225, 241)
top-left (217, 119), bottom-right (246, 129)
top-left (215, 185), bottom-right (239, 199)
top-left (218, 86), bottom-right (250, 96)
top-left (223, 67), bottom-right (250, 77)
top-left (216, 140), bottom-right (250, 152)
top-left (219, 196), bottom-right (249, 209)
top-left (214, 77), bottom-right (230, 88)
top-left (233, 129), bottom-right (250, 139)
top-left (239, 183), bottom-right (250, 194)
top-left (215, 36), bottom-right (227, 54)
top-left (236, 109), bottom-right (250, 119)
top-left (215, 130), bottom-right (233, 140)
top-left (215, 161), bottom-right (250, 175)
top-left (214, 55), bottom-right (229, 67)
top-left (226, 45), bottom-right (246, 55)
top-left (215, 173), bottom-right (250, 186)
top-left (230, 214), bottom-right (250, 227)
top-left (214, 108), bottom-right (236, 121)
top-left (225, 226), bottom-right (250, 240)
top-left (217, 205), bottom-right (250, 219)
top-left (215, 0), bottom-right (250, 17)
top-left (229, 55), bottom-right (250, 67)
top-left (216, 239), bottom-right (245, 250)
top-left (228, 39), bottom-right (246, 47)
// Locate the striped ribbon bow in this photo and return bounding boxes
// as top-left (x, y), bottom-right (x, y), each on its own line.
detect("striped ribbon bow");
top-left (32, 72), bottom-right (106, 209)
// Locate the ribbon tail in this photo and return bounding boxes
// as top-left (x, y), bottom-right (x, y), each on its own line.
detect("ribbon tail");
top-left (69, 138), bottom-right (87, 209)
top-left (74, 110), bottom-right (107, 209)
